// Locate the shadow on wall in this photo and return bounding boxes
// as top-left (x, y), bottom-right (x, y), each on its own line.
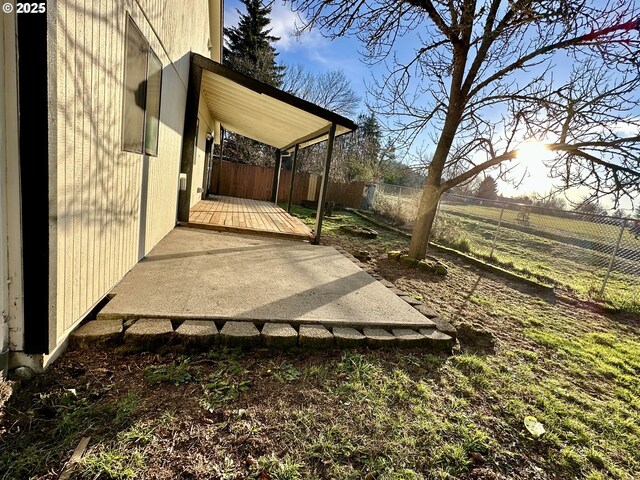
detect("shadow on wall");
top-left (52, 1), bottom-right (198, 324)
top-left (55, 4), bottom-right (191, 231)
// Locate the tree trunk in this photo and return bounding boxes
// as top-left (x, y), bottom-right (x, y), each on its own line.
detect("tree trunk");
top-left (408, 50), bottom-right (466, 259)
top-left (408, 177), bottom-right (441, 259)
top-left (408, 114), bottom-right (459, 259)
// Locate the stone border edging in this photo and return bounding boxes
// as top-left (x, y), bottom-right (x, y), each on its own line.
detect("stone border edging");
top-left (70, 318), bottom-right (454, 352)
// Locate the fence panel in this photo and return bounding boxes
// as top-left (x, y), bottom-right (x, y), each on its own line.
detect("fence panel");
top-left (276, 170), bottom-right (311, 205)
top-left (326, 181), bottom-right (366, 208)
top-left (212, 160), bottom-right (364, 208)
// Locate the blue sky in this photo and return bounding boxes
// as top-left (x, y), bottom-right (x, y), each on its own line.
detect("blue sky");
top-left (225, 0), bottom-right (370, 92)
top-left (224, 1), bottom-right (637, 213)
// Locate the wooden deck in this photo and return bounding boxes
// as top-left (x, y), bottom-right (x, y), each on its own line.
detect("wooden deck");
top-left (182, 196), bottom-right (314, 241)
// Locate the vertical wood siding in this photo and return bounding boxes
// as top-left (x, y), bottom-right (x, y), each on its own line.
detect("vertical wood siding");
top-left (54, 0), bottom-right (210, 342)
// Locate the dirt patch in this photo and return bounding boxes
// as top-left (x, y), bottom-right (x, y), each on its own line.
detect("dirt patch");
top-left (338, 224), bottom-right (378, 239)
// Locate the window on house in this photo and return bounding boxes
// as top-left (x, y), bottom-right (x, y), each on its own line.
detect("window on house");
top-left (122, 16), bottom-right (162, 156)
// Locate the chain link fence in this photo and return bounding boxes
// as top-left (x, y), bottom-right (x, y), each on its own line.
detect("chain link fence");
top-left (371, 184), bottom-right (640, 309)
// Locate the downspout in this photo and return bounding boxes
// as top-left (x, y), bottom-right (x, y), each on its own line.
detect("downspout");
top-left (208, 0), bottom-right (222, 145)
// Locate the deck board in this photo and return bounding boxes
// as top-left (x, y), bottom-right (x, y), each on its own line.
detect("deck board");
top-left (184, 196), bottom-right (314, 241)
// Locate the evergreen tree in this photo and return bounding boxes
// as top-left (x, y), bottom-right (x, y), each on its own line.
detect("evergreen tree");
top-left (344, 112), bottom-right (383, 182)
top-left (224, 0), bottom-right (284, 86)
top-left (474, 176), bottom-right (499, 200)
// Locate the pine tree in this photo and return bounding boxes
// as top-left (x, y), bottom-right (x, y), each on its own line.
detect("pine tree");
top-left (224, 0), bottom-right (284, 87)
top-left (474, 176), bottom-right (499, 200)
top-left (344, 112), bottom-right (383, 182)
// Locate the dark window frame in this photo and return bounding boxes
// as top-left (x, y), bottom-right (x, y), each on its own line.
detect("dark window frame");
top-left (122, 15), bottom-right (162, 156)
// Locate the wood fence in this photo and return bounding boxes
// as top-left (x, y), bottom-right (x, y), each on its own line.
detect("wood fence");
top-left (210, 160), bottom-right (365, 209)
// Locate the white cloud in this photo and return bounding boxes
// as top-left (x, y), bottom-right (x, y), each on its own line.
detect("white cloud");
top-left (609, 119), bottom-right (639, 137)
top-left (269, 2), bottom-right (301, 51)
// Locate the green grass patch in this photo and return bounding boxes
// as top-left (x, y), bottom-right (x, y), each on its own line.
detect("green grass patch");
top-left (144, 358), bottom-right (197, 385)
top-left (285, 203), bottom-right (408, 250)
top-left (2, 250), bottom-right (639, 479)
top-left (201, 362), bottom-right (251, 412)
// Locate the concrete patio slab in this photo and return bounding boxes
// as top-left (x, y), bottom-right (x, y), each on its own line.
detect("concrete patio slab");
top-left (98, 228), bottom-right (435, 330)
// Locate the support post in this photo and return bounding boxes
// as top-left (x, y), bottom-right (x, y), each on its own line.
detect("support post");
top-left (287, 144), bottom-right (299, 213)
top-left (600, 219), bottom-right (626, 298)
top-left (271, 149), bottom-right (282, 203)
top-left (178, 55), bottom-right (202, 222)
top-left (214, 127), bottom-right (224, 194)
top-left (313, 123), bottom-right (337, 245)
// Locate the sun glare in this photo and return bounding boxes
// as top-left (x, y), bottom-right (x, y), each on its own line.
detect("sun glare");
top-left (517, 141), bottom-right (548, 162)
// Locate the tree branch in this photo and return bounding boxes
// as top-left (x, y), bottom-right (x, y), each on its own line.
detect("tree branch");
top-left (467, 19), bottom-right (640, 100)
top-left (406, 0), bottom-right (454, 39)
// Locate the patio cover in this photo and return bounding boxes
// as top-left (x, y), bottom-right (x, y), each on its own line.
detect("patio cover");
top-left (179, 53), bottom-right (358, 243)
top-left (195, 53), bottom-right (356, 151)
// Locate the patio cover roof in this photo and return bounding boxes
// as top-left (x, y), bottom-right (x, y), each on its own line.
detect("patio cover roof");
top-left (193, 53), bottom-right (357, 151)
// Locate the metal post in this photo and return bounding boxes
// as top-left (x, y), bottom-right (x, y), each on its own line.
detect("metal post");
top-left (489, 206), bottom-right (504, 259)
top-left (313, 123), bottom-right (337, 245)
top-left (287, 144), bottom-right (299, 213)
top-left (600, 219), bottom-right (626, 297)
top-left (271, 149), bottom-right (282, 203)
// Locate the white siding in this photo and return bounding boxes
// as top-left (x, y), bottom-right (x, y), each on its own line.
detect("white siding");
top-left (53, 0), bottom-right (211, 343)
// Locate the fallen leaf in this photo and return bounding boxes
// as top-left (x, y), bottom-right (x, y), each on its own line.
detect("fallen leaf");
top-left (524, 416), bottom-right (546, 438)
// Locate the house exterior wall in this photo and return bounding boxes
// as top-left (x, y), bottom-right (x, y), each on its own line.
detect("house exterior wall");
top-left (50, 1), bottom-right (211, 351)
top-left (190, 94), bottom-right (215, 208)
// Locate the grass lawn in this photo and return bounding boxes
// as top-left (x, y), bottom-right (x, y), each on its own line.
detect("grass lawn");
top-left (1, 210), bottom-right (639, 479)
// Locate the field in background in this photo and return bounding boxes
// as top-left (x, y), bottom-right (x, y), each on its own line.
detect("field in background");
top-left (372, 186), bottom-right (640, 311)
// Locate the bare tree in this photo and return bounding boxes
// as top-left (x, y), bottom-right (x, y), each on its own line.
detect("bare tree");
top-left (290, 0), bottom-right (640, 259)
top-left (282, 65), bottom-right (360, 116)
